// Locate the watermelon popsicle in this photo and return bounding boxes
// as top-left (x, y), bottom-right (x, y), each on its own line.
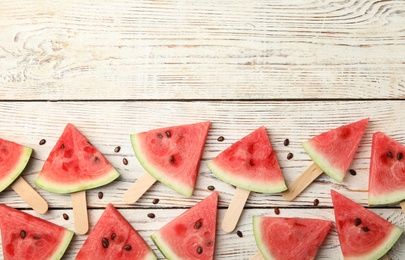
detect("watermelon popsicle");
top-left (35, 124), bottom-right (120, 234)
top-left (123, 121), bottom-right (210, 204)
top-left (0, 137), bottom-right (48, 214)
top-left (368, 132), bottom-right (405, 213)
top-left (283, 118), bottom-right (369, 201)
top-left (207, 126), bottom-right (287, 232)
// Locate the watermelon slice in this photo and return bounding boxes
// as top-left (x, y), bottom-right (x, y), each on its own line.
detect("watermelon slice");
top-left (76, 203), bottom-right (156, 260)
top-left (253, 216), bottom-right (332, 260)
top-left (0, 138), bottom-right (32, 192)
top-left (0, 204), bottom-right (73, 260)
top-left (302, 118), bottom-right (369, 183)
top-left (35, 124), bottom-right (120, 194)
top-left (369, 132), bottom-right (405, 205)
top-left (331, 190), bottom-right (403, 260)
top-left (151, 192), bottom-right (218, 260)
top-left (207, 126), bottom-right (286, 193)
top-left (130, 121), bottom-right (210, 197)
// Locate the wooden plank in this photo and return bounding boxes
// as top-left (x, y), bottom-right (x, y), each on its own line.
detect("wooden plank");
top-left (0, 208), bottom-right (402, 259)
top-left (1, 0), bottom-right (405, 100)
top-left (0, 100), bottom-right (403, 209)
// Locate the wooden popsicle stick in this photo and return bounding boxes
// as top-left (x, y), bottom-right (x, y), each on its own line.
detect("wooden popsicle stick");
top-left (71, 190), bottom-right (89, 235)
top-left (282, 162), bottom-right (324, 201)
top-left (124, 172), bottom-right (157, 204)
top-left (250, 252), bottom-right (265, 260)
top-left (11, 176), bottom-right (48, 214)
top-left (222, 187), bottom-right (250, 233)
top-left (400, 201), bottom-right (405, 213)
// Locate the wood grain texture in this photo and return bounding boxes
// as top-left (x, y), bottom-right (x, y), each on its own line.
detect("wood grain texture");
top-left (1, 0), bottom-right (405, 100)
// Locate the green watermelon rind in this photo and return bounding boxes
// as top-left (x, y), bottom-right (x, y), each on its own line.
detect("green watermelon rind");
top-left (302, 141), bottom-right (344, 183)
top-left (343, 226), bottom-right (403, 260)
top-left (150, 232), bottom-right (180, 260)
top-left (34, 168), bottom-right (120, 194)
top-left (252, 216), bottom-right (276, 260)
top-left (50, 229), bottom-right (74, 260)
top-left (130, 134), bottom-right (193, 197)
top-left (207, 160), bottom-right (287, 193)
top-left (0, 146), bottom-right (32, 192)
top-left (368, 189), bottom-right (405, 206)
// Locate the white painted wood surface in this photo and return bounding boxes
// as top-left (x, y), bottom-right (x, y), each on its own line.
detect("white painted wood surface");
top-left (1, 0), bottom-right (405, 259)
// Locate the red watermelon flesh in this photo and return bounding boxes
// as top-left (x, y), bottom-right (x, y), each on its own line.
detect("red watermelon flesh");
top-left (302, 118), bottom-right (369, 183)
top-left (369, 132), bottom-right (405, 205)
top-left (151, 192), bottom-right (218, 260)
top-left (207, 126), bottom-right (286, 193)
top-left (130, 121), bottom-right (210, 197)
top-left (35, 124), bottom-right (120, 194)
top-left (331, 190), bottom-right (403, 260)
top-left (0, 138), bottom-right (32, 192)
top-left (253, 216), bottom-right (332, 260)
top-left (0, 204), bottom-right (73, 260)
top-left (76, 204), bottom-right (156, 260)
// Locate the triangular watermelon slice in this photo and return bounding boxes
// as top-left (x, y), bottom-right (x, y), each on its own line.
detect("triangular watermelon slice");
top-left (253, 216), bottom-right (332, 260)
top-left (76, 203), bottom-right (156, 260)
top-left (0, 204), bottom-right (73, 259)
top-left (0, 138), bottom-right (32, 192)
top-left (369, 132), bottom-right (405, 205)
top-left (151, 192), bottom-right (218, 260)
top-left (331, 190), bottom-right (403, 260)
top-left (35, 124), bottom-right (120, 194)
top-left (207, 126), bottom-right (287, 193)
top-left (302, 118), bottom-right (369, 182)
top-left (130, 121), bottom-right (210, 197)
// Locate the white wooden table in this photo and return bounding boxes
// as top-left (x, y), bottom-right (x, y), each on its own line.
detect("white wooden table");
top-left (1, 1), bottom-right (405, 259)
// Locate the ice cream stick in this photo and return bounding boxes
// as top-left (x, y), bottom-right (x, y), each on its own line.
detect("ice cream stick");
top-left (400, 201), bottom-right (405, 213)
top-left (11, 176), bottom-right (48, 214)
top-left (71, 190), bottom-right (89, 235)
top-left (222, 187), bottom-right (250, 233)
top-left (282, 163), bottom-right (324, 201)
top-left (250, 252), bottom-right (265, 260)
top-left (124, 172), bottom-right (157, 204)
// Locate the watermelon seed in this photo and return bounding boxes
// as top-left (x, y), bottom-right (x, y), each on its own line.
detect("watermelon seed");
top-left (61, 144), bottom-right (65, 149)
top-left (39, 139), bottom-right (46, 145)
top-left (313, 199), bottom-right (319, 206)
top-left (124, 245), bottom-right (132, 251)
top-left (20, 230), bottom-right (26, 239)
top-left (207, 185), bottom-right (215, 191)
top-left (102, 238), bottom-right (109, 248)
top-left (388, 151), bottom-right (393, 158)
top-left (147, 213), bottom-right (155, 219)
top-left (217, 136), bottom-right (225, 142)
top-left (63, 213), bottom-right (69, 220)
top-left (248, 160), bottom-right (254, 166)
top-left (397, 153), bottom-right (403, 161)
top-left (98, 192), bottom-right (103, 199)
top-left (354, 218), bottom-right (362, 226)
top-left (166, 131), bottom-right (171, 138)
top-left (236, 230), bottom-right (243, 237)
top-left (197, 246), bottom-right (203, 254)
top-left (283, 138), bottom-right (289, 146)
top-left (94, 156), bottom-right (100, 163)
top-left (362, 227), bottom-right (370, 232)
top-left (349, 169), bottom-right (357, 176)
top-left (287, 153), bottom-right (293, 160)
top-left (158, 133), bottom-right (163, 138)
top-left (111, 233), bottom-right (116, 240)
top-left (195, 221), bottom-right (202, 229)
top-left (152, 198), bottom-right (160, 204)
top-left (114, 146), bottom-right (121, 153)
top-left (123, 158), bottom-right (128, 165)
top-left (274, 207), bottom-right (280, 215)
top-left (169, 156), bottom-right (175, 163)
top-left (33, 235), bottom-right (40, 240)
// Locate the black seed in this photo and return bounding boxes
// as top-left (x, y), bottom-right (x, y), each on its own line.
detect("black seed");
top-left (39, 139), bottom-right (46, 145)
top-left (114, 146), bottom-right (121, 153)
top-left (111, 233), bottom-right (116, 240)
top-left (195, 221), bottom-right (202, 229)
top-left (157, 133), bottom-right (163, 138)
top-left (124, 245), bottom-right (132, 251)
top-left (397, 153), bottom-right (403, 161)
top-left (20, 230), bottom-right (26, 239)
top-left (362, 227), bottom-right (370, 232)
top-left (349, 169), bottom-right (357, 176)
top-left (147, 213), bottom-right (155, 219)
top-left (354, 218), bottom-right (362, 226)
top-left (152, 198), bottom-right (160, 204)
top-left (102, 238), bottom-right (109, 248)
top-left (283, 138), bottom-right (289, 146)
top-left (217, 136), bottom-right (225, 142)
top-left (248, 160), bottom-right (253, 166)
top-left (166, 131), bottom-right (171, 138)
top-left (207, 185), bottom-right (215, 191)
top-left (287, 153), bottom-right (293, 160)
top-left (98, 191), bottom-right (103, 199)
top-left (388, 151), bottom-right (393, 158)
top-left (123, 158), bottom-right (128, 165)
top-left (313, 199), bottom-right (319, 206)
top-left (236, 230), bottom-right (243, 237)
top-left (33, 235), bottom-right (40, 240)
top-left (94, 156), bottom-right (99, 162)
top-left (274, 207), bottom-right (280, 215)
top-left (197, 246), bottom-right (203, 254)
top-left (169, 156), bottom-right (175, 163)
top-left (63, 213), bottom-right (69, 220)
top-left (61, 144), bottom-right (65, 149)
